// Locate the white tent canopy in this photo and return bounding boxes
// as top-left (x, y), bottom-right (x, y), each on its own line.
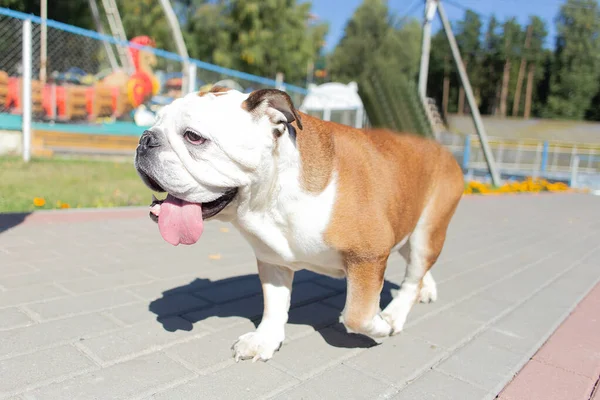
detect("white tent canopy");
top-left (299, 81), bottom-right (366, 128)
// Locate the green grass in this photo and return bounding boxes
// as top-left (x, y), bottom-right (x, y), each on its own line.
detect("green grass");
top-left (0, 156), bottom-right (157, 213)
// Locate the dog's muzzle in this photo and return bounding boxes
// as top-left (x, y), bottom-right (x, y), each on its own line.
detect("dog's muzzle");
top-left (136, 130), bottom-right (160, 158)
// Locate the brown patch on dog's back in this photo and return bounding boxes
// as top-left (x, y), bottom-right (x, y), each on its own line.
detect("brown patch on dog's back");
top-left (198, 85), bottom-right (231, 97)
top-left (324, 127), bottom-right (463, 257)
top-left (293, 112), bottom-right (335, 193)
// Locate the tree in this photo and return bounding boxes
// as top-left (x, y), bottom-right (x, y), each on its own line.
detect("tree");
top-left (498, 17), bottom-right (522, 117)
top-left (523, 16), bottom-right (547, 118)
top-left (0, 0), bottom-right (93, 28)
top-left (328, 0), bottom-right (391, 83)
top-left (512, 24), bottom-right (532, 117)
top-left (479, 15), bottom-right (503, 115)
top-left (428, 28), bottom-right (455, 117)
top-left (186, 0), bottom-right (327, 84)
top-left (454, 10), bottom-right (483, 115)
top-left (545, 0), bottom-right (600, 120)
top-left (118, 0), bottom-right (175, 53)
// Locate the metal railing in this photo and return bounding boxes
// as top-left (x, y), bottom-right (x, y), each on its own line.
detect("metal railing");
top-left (440, 131), bottom-right (600, 188)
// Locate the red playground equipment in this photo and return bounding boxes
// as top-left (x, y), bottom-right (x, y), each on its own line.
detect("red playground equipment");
top-left (1, 35), bottom-right (161, 123)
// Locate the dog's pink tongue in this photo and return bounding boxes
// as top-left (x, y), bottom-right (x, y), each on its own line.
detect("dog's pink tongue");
top-left (158, 194), bottom-right (204, 246)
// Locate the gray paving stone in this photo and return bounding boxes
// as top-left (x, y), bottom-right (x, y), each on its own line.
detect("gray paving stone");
top-left (290, 281), bottom-right (338, 306)
top-left (165, 321), bottom-right (257, 373)
top-left (0, 194), bottom-right (598, 400)
top-left (270, 327), bottom-right (373, 380)
top-left (194, 275), bottom-right (262, 303)
top-left (273, 364), bottom-right (393, 400)
top-left (104, 301), bottom-right (154, 326)
top-left (126, 274), bottom-right (211, 300)
top-left (0, 345), bottom-right (96, 394)
top-left (147, 293), bottom-right (210, 318)
top-left (58, 270), bottom-right (154, 294)
top-left (321, 292), bottom-right (346, 310)
top-left (151, 361), bottom-right (298, 400)
top-left (0, 308), bottom-right (35, 330)
top-left (285, 302), bottom-right (341, 339)
top-left (435, 337), bottom-right (524, 391)
top-left (25, 289), bottom-right (141, 320)
top-left (392, 370), bottom-right (489, 400)
top-left (24, 353), bottom-right (194, 400)
top-left (344, 333), bottom-right (446, 385)
top-left (447, 293), bottom-right (513, 324)
top-left (0, 284), bottom-right (69, 309)
top-left (0, 313), bottom-right (120, 358)
top-left (0, 262), bottom-right (36, 278)
top-left (404, 310), bottom-right (482, 349)
top-left (79, 318), bottom-right (209, 364)
top-left (0, 267), bottom-right (94, 290)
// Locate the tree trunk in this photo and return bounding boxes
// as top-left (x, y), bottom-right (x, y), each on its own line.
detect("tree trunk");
top-left (499, 57), bottom-right (511, 117)
top-left (458, 59), bottom-right (468, 115)
top-left (524, 63), bottom-right (535, 119)
top-left (499, 32), bottom-right (512, 118)
top-left (493, 81), bottom-right (502, 115)
top-left (512, 25), bottom-right (533, 117)
top-left (442, 75), bottom-right (449, 118)
top-left (442, 56), bottom-right (449, 118)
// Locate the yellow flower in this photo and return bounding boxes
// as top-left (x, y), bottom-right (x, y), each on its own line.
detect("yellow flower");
top-left (60, 203), bottom-right (70, 209)
top-left (33, 197), bottom-right (46, 207)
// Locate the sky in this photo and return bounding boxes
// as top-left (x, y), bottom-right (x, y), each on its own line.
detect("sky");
top-left (309, 0), bottom-right (564, 53)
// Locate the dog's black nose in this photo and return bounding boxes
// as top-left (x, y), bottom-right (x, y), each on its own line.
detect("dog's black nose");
top-left (138, 130), bottom-right (160, 149)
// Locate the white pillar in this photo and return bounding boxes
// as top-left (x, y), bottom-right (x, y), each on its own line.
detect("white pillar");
top-left (188, 63), bottom-right (197, 93)
top-left (355, 107), bottom-right (364, 129)
top-left (22, 19), bottom-right (32, 163)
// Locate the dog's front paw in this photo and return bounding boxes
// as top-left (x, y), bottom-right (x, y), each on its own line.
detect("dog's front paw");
top-left (231, 331), bottom-right (283, 362)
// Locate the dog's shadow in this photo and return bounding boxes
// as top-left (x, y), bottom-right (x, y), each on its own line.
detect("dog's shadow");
top-left (148, 270), bottom-right (400, 350)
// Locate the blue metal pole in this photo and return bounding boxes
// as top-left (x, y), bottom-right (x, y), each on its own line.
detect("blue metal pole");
top-left (540, 141), bottom-right (549, 172)
top-left (462, 135), bottom-right (471, 170)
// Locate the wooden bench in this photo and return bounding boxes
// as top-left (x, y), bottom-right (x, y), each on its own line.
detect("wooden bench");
top-left (112, 86), bottom-right (132, 119)
top-left (87, 84), bottom-right (113, 121)
top-left (3, 77), bottom-right (44, 116)
top-left (32, 129), bottom-right (140, 157)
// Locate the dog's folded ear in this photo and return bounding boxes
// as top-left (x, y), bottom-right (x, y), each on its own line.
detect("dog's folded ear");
top-left (242, 89), bottom-right (303, 130)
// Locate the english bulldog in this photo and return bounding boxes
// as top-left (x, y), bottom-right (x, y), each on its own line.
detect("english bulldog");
top-left (134, 86), bottom-right (464, 362)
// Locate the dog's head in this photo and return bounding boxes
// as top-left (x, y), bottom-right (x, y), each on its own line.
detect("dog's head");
top-left (134, 86), bottom-right (302, 246)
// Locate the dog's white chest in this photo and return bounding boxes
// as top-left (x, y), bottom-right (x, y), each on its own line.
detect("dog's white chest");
top-left (233, 175), bottom-right (345, 277)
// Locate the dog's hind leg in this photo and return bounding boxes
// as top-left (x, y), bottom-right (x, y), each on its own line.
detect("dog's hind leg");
top-left (381, 194), bottom-right (459, 334)
top-left (418, 270), bottom-right (438, 303)
top-left (231, 261), bottom-right (293, 362)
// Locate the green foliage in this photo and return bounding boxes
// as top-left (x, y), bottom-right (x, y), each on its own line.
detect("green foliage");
top-left (328, 0), bottom-right (421, 84)
top-left (544, 0), bottom-right (600, 119)
top-left (185, 0), bottom-right (327, 84)
top-left (327, 0), bottom-right (426, 133)
top-left (0, 0), bottom-right (93, 28)
top-left (118, 0), bottom-right (175, 53)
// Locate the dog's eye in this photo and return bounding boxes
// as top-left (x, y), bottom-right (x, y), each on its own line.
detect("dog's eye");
top-left (184, 130), bottom-right (206, 145)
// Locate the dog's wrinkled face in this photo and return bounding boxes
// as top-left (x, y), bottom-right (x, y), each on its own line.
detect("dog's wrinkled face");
top-left (134, 87), bottom-right (302, 245)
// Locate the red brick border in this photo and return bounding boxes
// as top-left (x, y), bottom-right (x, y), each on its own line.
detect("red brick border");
top-left (498, 282), bottom-right (600, 400)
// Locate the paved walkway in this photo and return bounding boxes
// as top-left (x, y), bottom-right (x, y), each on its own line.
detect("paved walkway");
top-left (0, 194), bottom-right (599, 400)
